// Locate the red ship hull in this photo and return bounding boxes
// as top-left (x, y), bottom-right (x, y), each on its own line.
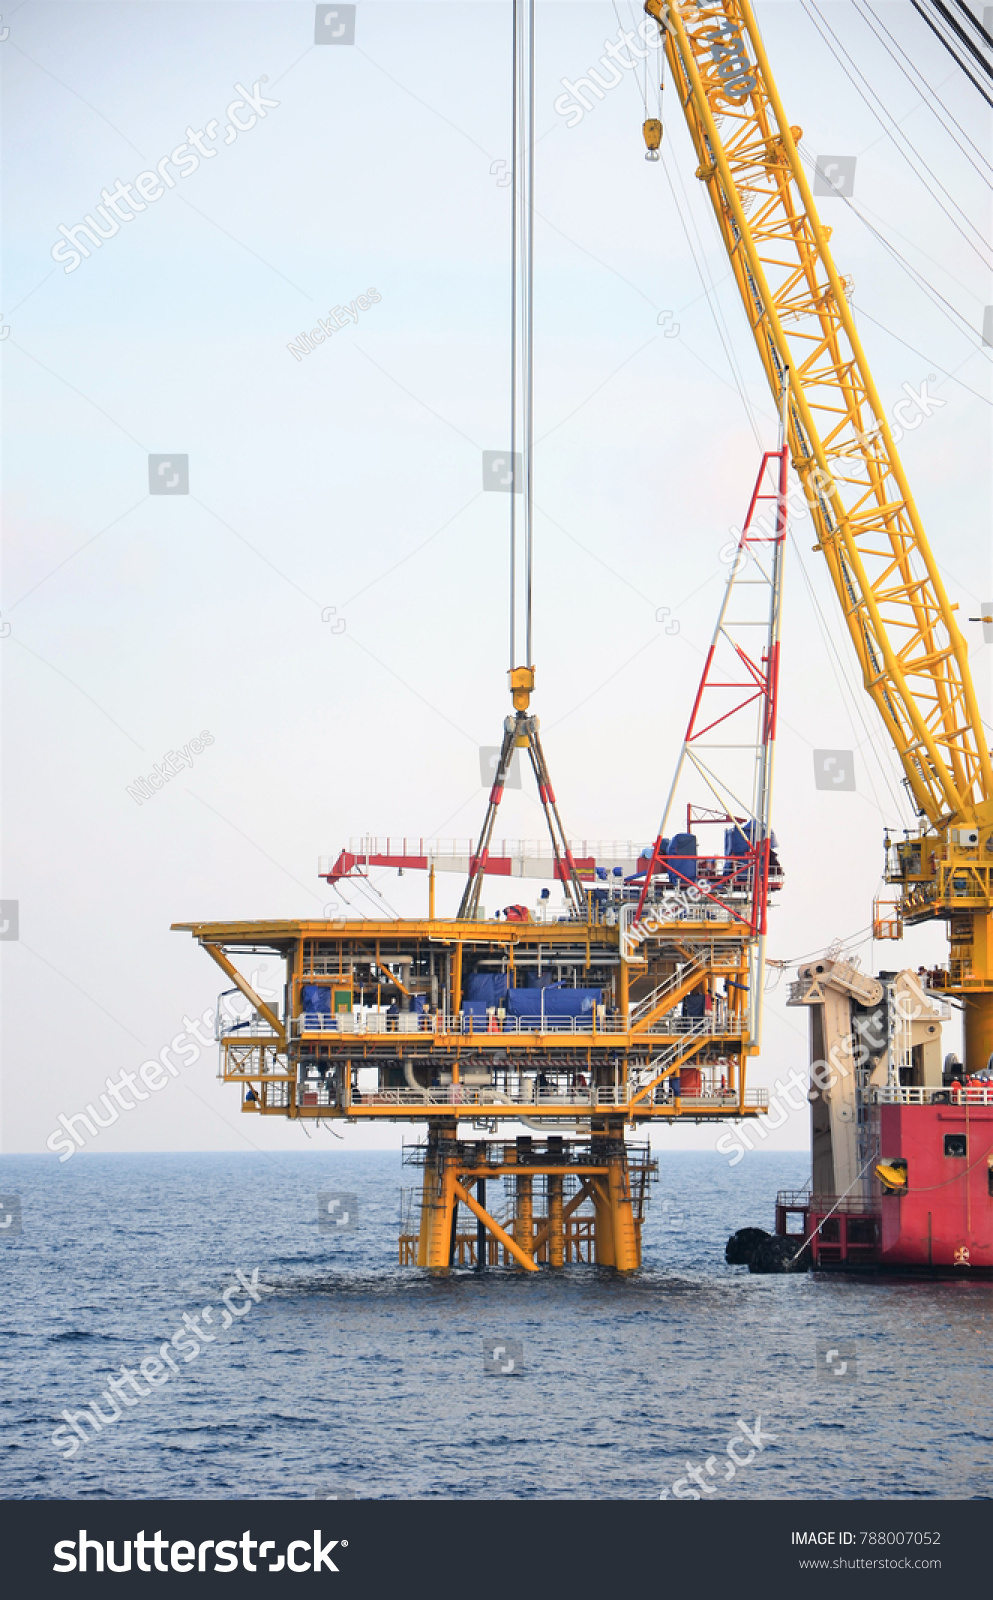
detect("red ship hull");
top-left (778, 1097), bottom-right (993, 1273)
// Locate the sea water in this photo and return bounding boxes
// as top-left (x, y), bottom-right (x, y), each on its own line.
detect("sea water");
top-left (1, 1150), bottom-right (990, 1500)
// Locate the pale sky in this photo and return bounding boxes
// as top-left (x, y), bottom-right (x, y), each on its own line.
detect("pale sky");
top-left (3, 0), bottom-right (991, 1159)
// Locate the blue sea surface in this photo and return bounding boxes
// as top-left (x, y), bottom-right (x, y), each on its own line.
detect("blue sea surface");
top-left (1, 1149), bottom-right (991, 1500)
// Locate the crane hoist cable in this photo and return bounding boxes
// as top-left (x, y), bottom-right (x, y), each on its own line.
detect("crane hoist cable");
top-left (459, 0), bottom-right (585, 922)
top-left (645, 54), bottom-right (925, 814)
top-left (509, 0), bottom-right (535, 674)
top-left (612, 0), bottom-right (650, 116)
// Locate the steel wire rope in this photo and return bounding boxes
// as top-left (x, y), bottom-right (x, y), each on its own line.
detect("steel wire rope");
top-left (892, 1132), bottom-right (993, 1190)
top-left (806, 0), bottom-right (993, 256)
top-left (784, 1148), bottom-right (883, 1271)
top-left (856, 0), bottom-right (993, 187)
top-left (799, 0), bottom-right (993, 269)
top-left (906, 1), bottom-right (993, 105)
top-left (794, 139), bottom-right (990, 356)
top-left (769, 925), bottom-right (875, 966)
top-left (787, 529), bottom-right (916, 827)
top-left (521, 0), bottom-right (530, 668)
top-left (657, 148), bottom-right (767, 452)
top-left (605, 0), bottom-right (765, 428)
top-left (333, 874), bottom-right (401, 921)
top-left (665, 145), bottom-right (766, 425)
top-left (949, 0), bottom-right (993, 50)
top-left (613, 0), bottom-right (649, 116)
top-left (855, 304), bottom-right (993, 408)
top-left (917, 0), bottom-right (993, 90)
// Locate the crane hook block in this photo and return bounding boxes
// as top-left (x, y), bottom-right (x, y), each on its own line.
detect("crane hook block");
top-left (643, 118), bottom-right (662, 160)
top-left (509, 665), bottom-right (535, 711)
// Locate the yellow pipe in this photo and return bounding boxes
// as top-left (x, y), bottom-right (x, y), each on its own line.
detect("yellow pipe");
top-left (452, 1179), bottom-right (539, 1272)
top-left (201, 942), bottom-right (284, 1040)
top-left (531, 1179), bottom-right (593, 1256)
top-left (590, 1176), bottom-right (615, 1267)
top-left (452, 941), bottom-right (463, 1016)
top-left (607, 1158), bottom-right (640, 1274)
top-left (373, 958), bottom-right (412, 997)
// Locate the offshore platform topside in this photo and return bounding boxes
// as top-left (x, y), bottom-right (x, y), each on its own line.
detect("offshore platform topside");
top-left (175, 888), bottom-right (771, 1273)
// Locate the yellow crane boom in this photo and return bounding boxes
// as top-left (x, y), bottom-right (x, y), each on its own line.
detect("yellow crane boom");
top-left (645, 0), bottom-right (993, 1068)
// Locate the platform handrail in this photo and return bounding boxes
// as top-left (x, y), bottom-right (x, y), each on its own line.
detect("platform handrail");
top-left (286, 1010), bottom-right (747, 1040)
top-left (292, 1080), bottom-right (768, 1111)
top-left (870, 1084), bottom-right (993, 1105)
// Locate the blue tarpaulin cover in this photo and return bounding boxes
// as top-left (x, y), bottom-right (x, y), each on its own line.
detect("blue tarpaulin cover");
top-left (466, 973), bottom-right (509, 1005)
top-left (668, 833), bottom-right (698, 883)
top-left (506, 986), bottom-right (601, 1018)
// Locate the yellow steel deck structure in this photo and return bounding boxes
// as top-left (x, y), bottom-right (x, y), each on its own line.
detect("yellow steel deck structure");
top-left (175, 907), bottom-right (769, 1271)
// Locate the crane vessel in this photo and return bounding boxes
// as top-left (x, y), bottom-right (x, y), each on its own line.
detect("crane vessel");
top-left (638, 0), bottom-right (992, 1271)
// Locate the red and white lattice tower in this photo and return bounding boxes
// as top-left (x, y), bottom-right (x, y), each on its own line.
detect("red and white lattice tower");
top-left (635, 409), bottom-right (789, 949)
